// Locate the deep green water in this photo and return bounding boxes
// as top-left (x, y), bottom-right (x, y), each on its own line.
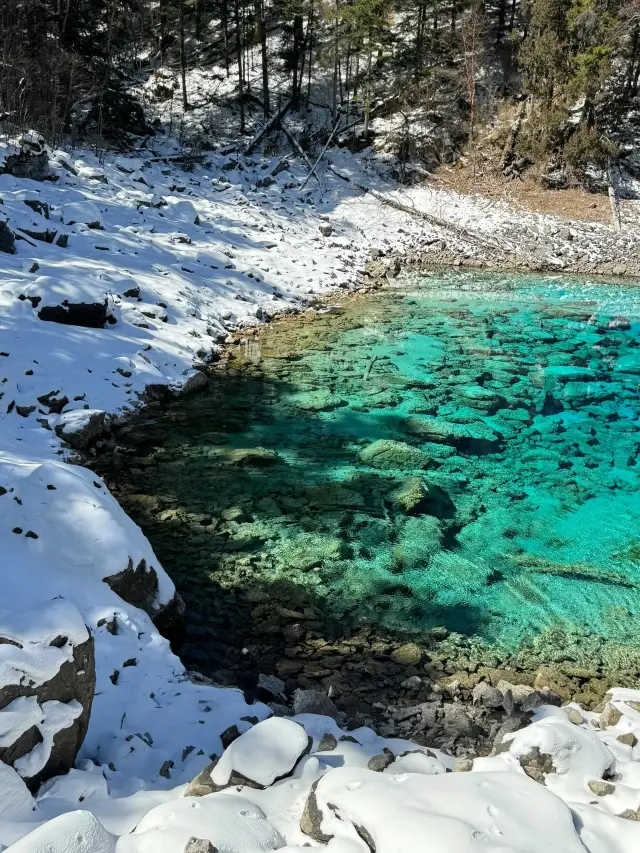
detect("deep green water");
top-left (114, 271), bottom-right (640, 656)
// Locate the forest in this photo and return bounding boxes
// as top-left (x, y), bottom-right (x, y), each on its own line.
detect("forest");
top-left (2, 0), bottom-right (640, 185)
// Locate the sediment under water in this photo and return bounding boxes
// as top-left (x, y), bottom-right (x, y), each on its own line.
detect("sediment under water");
top-left (101, 270), bottom-right (640, 682)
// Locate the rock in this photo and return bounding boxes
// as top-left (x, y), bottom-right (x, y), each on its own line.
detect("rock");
top-left (317, 733), bottom-right (338, 751)
top-left (403, 417), bottom-right (503, 455)
top-left (389, 477), bottom-right (429, 513)
top-left (600, 702), bottom-right (622, 728)
top-left (391, 643), bottom-right (422, 666)
top-left (184, 759), bottom-right (219, 797)
top-left (193, 718), bottom-right (312, 791)
top-left (220, 725), bottom-right (241, 748)
top-left (442, 704), bottom-right (479, 738)
top-left (616, 732), bottom-right (637, 747)
top-left (2, 148), bottom-right (49, 181)
top-left (367, 749), bottom-right (395, 772)
top-left (39, 298), bottom-right (110, 328)
top-left (588, 779), bottom-right (615, 796)
top-left (184, 839), bottom-right (217, 853)
top-left (318, 223), bottom-right (333, 237)
top-left (516, 747), bottom-right (555, 784)
top-left (102, 557), bottom-right (186, 649)
top-left (300, 780), bottom-right (332, 843)
top-left (224, 447), bottom-right (281, 467)
top-left (401, 675), bottom-right (422, 691)
top-left (5, 810), bottom-right (116, 853)
top-left (63, 201), bottom-right (104, 230)
top-left (179, 371), bottom-right (208, 395)
top-left (618, 809), bottom-right (640, 820)
top-left (293, 689), bottom-right (338, 719)
top-left (55, 409), bottom-right (106, 449)
top-left (472, 681), bottom-right (503, 708)
top-left (565, 707), bottom-right (585, 726)
top-left (0, 599), bottom-right (95, 790)
top-left (454, 757), bottom-right (474, 772)
top-left (257, 673), bottom-right (286, 701)
top-left (360, 439), bottom-right (432, 471)
top-left (0, 219), bottom-right (16, 254)
top-left (533, 667), bottom-right (574, 702)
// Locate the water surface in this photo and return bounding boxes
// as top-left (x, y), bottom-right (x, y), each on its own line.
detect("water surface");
top-left (108, 271), bottom-right (640, 664)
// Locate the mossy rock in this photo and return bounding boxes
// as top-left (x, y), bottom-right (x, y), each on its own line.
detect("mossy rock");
top-left (359, 440), bottom-right (432, 471)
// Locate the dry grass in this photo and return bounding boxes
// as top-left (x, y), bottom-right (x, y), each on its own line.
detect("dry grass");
top-left (433, 161), bottom-right (616, 225)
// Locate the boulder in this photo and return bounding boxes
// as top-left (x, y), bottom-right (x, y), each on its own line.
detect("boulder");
top-left (0, 219), bottom-right (16, 254)
top-left (2, 149), bottom-right (49, 181)
top-left (186, 718), bottom-right (312, 794)
top-left (293, 688), bottom-right (338, 719)
top-left (39, 299), bottom-right (110, 328)
top-left (6, 811), bottom-right (116, 853)
top-left (391, 642), bottom-right (422, 666)
top-left (55, 409), bottom-right (106, 449)
top-left (0, 598), bottom-right (95, 791)
top-left (102, 556), bottom-right (186, 650)
top-left (120, 795), bottom-right (282, 853)
top-left (403, 417), bottom-right (503, 454)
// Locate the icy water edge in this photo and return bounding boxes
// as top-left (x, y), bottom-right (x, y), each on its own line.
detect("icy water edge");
top-left (98, 270), bottom-right (640, 689)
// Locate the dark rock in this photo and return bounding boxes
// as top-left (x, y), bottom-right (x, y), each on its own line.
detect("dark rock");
top-left (55, 410), bottom-right (106, 449)
top-left (317, 733), bottom-right (338, 752)
top-left (293, 689), bottom-right (338, 719)
top-left (103, 557), bottom-right (186, 650)
top-left (2, 149), bottom-right (49, 181)
top-left (23, 198), bottom-right (49, 218)
top-left (38, 299), bottom-right (109, 329)
top-left (367, 748), bottom-right (395, 772)
top-left (220, 725), bottom-right (241, 748)
top-left (0, 220), bottom-right (16, 254)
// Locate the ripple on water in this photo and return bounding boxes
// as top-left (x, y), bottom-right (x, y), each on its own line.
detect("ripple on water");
top-left (108, 270), bottom-right (640, 660)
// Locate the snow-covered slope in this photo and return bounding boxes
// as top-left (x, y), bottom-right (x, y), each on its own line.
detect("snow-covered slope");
top-left (2, 135), bottom-right (640, 851)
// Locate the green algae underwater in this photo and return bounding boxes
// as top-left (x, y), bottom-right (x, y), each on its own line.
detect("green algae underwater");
top-left (108, 269), bottom-right (640, 667)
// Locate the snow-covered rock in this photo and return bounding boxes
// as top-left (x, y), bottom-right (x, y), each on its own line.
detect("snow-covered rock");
top-left (116, 795), bottom-right (284, 853)
top-left (0, 599), bottom-right (94, 790)
top-left (7, 811), bottom-right (116, 853)
top-left (301, 767), bottom-right (587, 851)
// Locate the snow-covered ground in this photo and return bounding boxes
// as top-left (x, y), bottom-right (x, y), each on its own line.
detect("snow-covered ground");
top-left (2, 133), bottom-right (640, 851)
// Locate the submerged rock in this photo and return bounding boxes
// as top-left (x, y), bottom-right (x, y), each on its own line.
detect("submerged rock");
top-left (359, 439), bottom-right (432, 470)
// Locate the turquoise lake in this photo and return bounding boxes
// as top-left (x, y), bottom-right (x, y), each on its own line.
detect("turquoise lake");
top-left (106, 270), bottom-right (640, 662)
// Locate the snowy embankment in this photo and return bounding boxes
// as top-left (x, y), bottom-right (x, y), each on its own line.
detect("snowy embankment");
top-left (1, 134), bottom-right (640, 851)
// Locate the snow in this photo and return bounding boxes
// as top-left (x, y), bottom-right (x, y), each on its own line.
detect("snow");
top-left (1, 132), bottom-right (640, 852)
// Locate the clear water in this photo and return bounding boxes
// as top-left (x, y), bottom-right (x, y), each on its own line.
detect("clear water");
top-left (113, 270), bottom-right (640, 657)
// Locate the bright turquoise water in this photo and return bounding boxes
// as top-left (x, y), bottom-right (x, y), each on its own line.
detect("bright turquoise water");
top-left (111, 270), bottom-right (640, 656)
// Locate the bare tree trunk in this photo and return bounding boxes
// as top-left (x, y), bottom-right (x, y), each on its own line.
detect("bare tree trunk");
top-left (363, 42), bottom-right (372, 137)
top-left (307, 0), bottom-right (314, 104)
top-left (234, 0), bottom-right (245, 133)
top-left (259, 0), bottom-right (269, 117)
top-left (180, 0), bottom-right (189, 111)
top-left (608, 157), bottom-right (622, 232)
top-left (331, 0), bottom-right (339, 124)
top-left (222, 0), bottom-right (231, 75)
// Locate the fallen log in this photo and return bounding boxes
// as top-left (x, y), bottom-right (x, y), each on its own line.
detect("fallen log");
top-left (243, 99), bottom-right (293, 156)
